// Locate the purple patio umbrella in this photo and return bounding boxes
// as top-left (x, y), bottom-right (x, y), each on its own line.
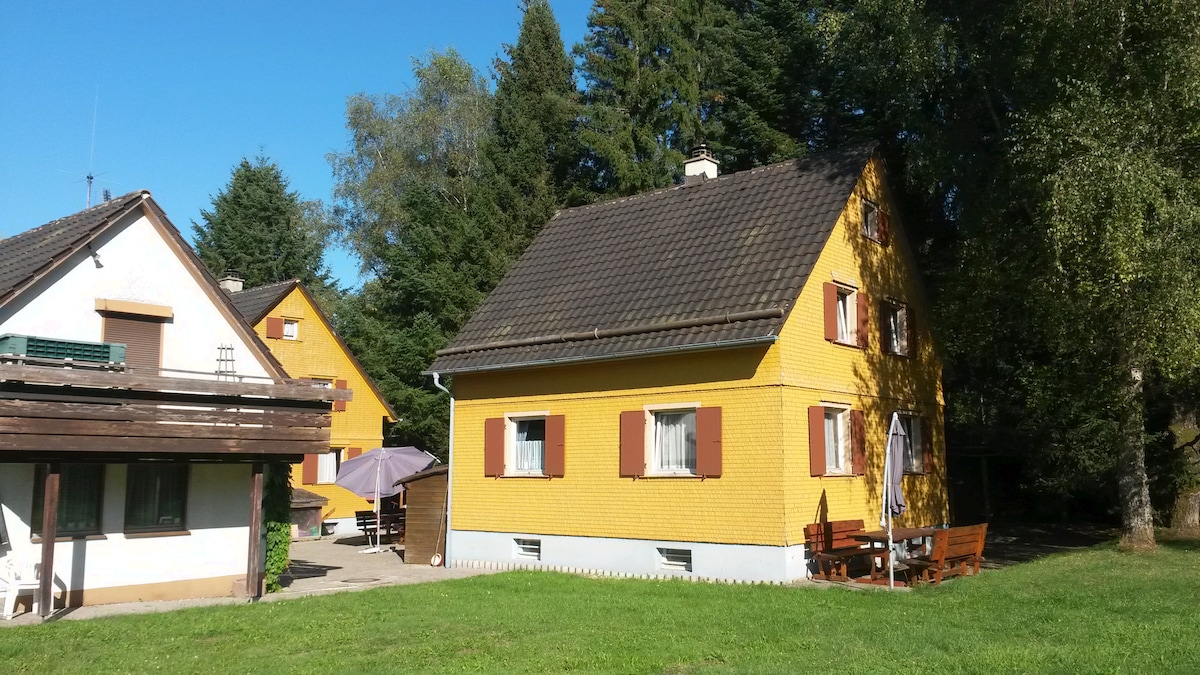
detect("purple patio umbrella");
top-left (335, 446), bottom-right (437, 551)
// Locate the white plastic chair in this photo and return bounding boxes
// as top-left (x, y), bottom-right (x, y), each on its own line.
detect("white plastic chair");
top-left (1, 556), bottom-right (40, 619)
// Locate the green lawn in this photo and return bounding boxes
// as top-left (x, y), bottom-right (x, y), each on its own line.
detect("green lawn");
top-left (3, 541), bottom-right (1199, 674)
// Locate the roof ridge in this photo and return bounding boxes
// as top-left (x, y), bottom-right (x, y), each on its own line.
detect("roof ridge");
top-left (0, 190), bottom-right (147, 245)
top-left (231, 278), bottom-right (300, 295)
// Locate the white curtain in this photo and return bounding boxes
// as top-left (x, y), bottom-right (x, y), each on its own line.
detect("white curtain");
top-left (317, 451), bottom-right (339, 483)
top-left (825, 411), bottom-right (842, 471)
top-left (654, 412), bottom-right (696, 472)
top-left (836, 294), bottom-right (849, 340)
top-left (515, 420), bottom-right (545, 472)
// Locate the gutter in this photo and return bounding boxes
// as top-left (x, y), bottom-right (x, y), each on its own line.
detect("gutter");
top-left (430, 372), bottom-right (454, 568)
top-left (425, 334), bottom-right (779, 376)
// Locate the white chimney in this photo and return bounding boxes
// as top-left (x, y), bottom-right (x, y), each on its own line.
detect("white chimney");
top-left (684, 144), bottom-right (719, 182)
top-left (218, 271), bottom-right (244, 293)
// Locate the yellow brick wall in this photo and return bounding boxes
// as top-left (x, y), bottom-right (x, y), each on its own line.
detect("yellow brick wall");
top-left (249, 287), bottom-right (394, 519)
top-left (779, 156), bottom-right (948, 542)
top-left (450, 155), bottom-right (948, 548)
top-left (452, 346), bottom-right (789, 546)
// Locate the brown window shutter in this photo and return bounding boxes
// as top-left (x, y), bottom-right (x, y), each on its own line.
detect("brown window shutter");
top-left (850, 410), bottom-right (866, 475)
top-left (332, 379), bottom-right (348, 412)
top-left (102, 315), bottom-right (163, 373)
top-left (301, 454), bottom-right (318, 485)
top-left (879, 211), bottom-right (891, 245)
top-left (695, 407), bottom-right (722, 478)
top-left (484, 417), bottom-right (505, 477)
top-left (808, 406), bottom-right (826, 476)
top-left (265, 317), bottom-right (284, 339)
top-left (856, 292), bottom-right (869, 349)
top-left (907, 307), bottom-right (917, 358)
top-left (823, 283), bottom-right (838, 342)
top-left (544, 415), bottom-right (565, 477)
top-left (880, 302), bottom-right (893, 354)
top-left (619, 411), bottom-right (645, 477)
top-left (347, 447), bottom-right (361, 459)
top-left (921, 417), bottom-right (934, 473)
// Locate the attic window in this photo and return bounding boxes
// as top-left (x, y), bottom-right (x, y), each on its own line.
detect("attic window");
top-left (862, 201), bottom-right (879, 240)
top-left (283, 319), bottom-right (299, 340)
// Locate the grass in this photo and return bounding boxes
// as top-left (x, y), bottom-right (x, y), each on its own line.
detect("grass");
top-left (2, 541), bottom-right (1199, 673)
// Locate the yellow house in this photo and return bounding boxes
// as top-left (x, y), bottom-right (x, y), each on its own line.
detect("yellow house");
top-left (228, 280), bottom-right (398, 531)
top-left (428, 145), bottom-right (948, 583)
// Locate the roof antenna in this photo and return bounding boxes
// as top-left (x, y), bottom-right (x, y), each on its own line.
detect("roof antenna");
top-left (58, 86), bottom-right (121, 207)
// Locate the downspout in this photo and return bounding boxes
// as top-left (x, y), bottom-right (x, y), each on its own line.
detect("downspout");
top-left (431, 372), bottom-right (454, 568)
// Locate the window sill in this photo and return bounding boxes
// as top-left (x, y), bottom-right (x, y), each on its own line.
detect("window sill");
top-left (642, 472), bottom-right (702, 479)
top-left (830, 339), bottom-right (862, 349)
top-left (124, 530), bottom-right (191, 539)
top-left (821, 473), bottom-right (858, 479)
top-left (30, 533), bottom-right (107, 543)
top-left (884, 350), bottom-right (913, 358)
top-left (499, 473), bottom-right (550, 479)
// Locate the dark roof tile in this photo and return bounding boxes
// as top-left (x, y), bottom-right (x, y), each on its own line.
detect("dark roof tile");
top-left (228, 280), bottom-right (299, 324)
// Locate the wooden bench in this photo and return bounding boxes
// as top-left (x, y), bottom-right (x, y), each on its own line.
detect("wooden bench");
top-left (907, 523), bottom-right (988, 585)
top-left (804, 519), bottom-right (887, 582)
top-left (355, 510), bottom-right (406, 543)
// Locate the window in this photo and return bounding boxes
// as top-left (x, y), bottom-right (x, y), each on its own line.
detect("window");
top-left (102, 313), bottom-right (164, 373)
top-left (125, 464), bottom-right (188, 533)
top-left (898, 414), bottom-right (924, 474)
top-left (283, 319), bottom-right (299, 340)
top-left (32, 464), bottom-right (104, 537)
top-left (510, 417), bottom-right (546, 475)
top-left (824, 282), bottom-right (864, 348)
top-left (658, 548), bottom-right (693, 572)
top-left (862, 200), bottom-right (880, 240)
top-left (652, 409), bottom-right (696, 475)
top-left (514, 538), bottom-right (542, 560)
top-left (836, 288), bottom-right (853, 343)
top-left (882, 301), bottom-right (909, 356)
top-left (317, 449), bottom-right (341, 483)
top-left (824, 407), bottom-right (851, 475)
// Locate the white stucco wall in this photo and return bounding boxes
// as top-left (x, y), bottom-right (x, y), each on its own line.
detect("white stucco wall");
top-left (0, 207), bottom-right (271, 378)
top-left (0, 464), bottom-right (251, 592)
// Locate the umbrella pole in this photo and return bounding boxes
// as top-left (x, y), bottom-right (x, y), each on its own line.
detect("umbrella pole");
top-left (886, 413), bottom-right (896, 590)
top-left (361, 450), bottom-right (385, 554)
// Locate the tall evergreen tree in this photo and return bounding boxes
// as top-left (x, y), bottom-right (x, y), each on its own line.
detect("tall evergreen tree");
top-left (481, 0), bottom-right (581, 253)
top-left (574, 0), bottom-right (733, 195)
top-left (193, 157), bottom-right (331, 289)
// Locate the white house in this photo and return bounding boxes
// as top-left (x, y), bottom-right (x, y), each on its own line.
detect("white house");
top-left (0, 191), bottom-right (346, 617)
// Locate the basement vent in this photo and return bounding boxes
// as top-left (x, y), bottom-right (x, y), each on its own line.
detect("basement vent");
top-left (514, 538), bottom-right (541, 560)
top-left (657, 547), bottom-right (693, 572)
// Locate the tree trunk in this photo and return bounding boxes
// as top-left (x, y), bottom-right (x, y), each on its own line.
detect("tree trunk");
top-left (1171, 491), bottom-right (1200, 531)
top-left (1118, 364), bottom-right (1155, 549)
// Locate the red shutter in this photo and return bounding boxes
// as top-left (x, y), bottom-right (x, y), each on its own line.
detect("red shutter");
top-left (823, 283), bottom-right (838, 342)
top-left (880, 302), bottom-right (893, 354)
top-left (301, 454), bottom-right (318, 485)
top-left (544, 415), bottom-right (565, 477)
top-left (333, 379), bottom-right (348, 412)
top-left (808, 406), bottom-right (826, 476)
top-left (850, 410), bottom-right (866, 475)
top-left (879, 211), bottom-right (891, 245)
top-left (921, 417), bottom-right (934, 474)
top-left (907, 307), bottom-right (917, 358)
top-left (347, 447), bottom-right (362, 459)
top-left (265, 317), bottom-right (284, 339)
top-left (695, 407), bottom-right (722, 478)
top-left (856, 292), bottom-right (869, 349)
top-left (484, 417), bottom-right (505, 477)
top-left (619, 411), bottom-right (645, 477)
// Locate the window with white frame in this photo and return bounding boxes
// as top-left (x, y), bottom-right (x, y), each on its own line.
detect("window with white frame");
top-left (317, 448), bottom-right (341, 483)
top-left (283, 319), bottom-right (299, 340)
top-left (862, 200), bottom-right (880, 240)
top-left (835, 288), bottom-right (854, 343)
top-left (651, 408), bottom-right (697, 475)
top-left (824, 406), bottom-right (851, 475)
top-left (884, 301), bottom-right (909, 356)
top-left (898, 414), bottom-right (923, 473)
top-left (509, 416), bottom-right (546, 475)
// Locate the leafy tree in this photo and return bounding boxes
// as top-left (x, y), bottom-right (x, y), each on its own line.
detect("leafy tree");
top-left (329, 50), bottom-right (499, 456)
top-left (193, 156), bottom-right (331, 289)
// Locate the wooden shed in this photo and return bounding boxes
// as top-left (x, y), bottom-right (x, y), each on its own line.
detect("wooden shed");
top-left (395, 464), bottom-right (448, 565)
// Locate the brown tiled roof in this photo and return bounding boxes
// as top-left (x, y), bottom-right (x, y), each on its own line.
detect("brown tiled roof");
top-left (228, 279), bottom-right (299, 324)
top-left (429, 146), bottom-right (874, 374)
top-left (0, 191), bottom-right (149, 303)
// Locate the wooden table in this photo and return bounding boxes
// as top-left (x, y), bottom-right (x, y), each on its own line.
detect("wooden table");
top-left (851, 527), bottom-right (937, 582)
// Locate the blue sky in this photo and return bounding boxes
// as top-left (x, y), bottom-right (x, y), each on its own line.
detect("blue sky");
top-left (0, 1), bottom-right (592, 288)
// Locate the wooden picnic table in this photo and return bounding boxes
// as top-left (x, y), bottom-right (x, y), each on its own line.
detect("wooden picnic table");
top-left (851, 527), bottom-right (937, 544)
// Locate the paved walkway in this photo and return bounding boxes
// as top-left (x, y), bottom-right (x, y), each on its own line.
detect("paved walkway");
top-left (2, 535), bottom-right (495, 626)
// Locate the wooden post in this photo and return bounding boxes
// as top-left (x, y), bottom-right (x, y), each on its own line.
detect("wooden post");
top-left (39, 463), bottom-right (60, 619)
top-left (246, 462), bottom-right (264, 599)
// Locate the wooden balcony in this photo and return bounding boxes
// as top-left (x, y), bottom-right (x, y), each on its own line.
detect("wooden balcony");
top-left (0, 363), bottom-right (350, 462)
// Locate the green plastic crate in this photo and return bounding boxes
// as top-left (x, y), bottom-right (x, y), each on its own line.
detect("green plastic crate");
top-left (0, 334), bottom-right (126, 363)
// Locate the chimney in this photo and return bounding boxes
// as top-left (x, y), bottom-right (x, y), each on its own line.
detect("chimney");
top-left (684, 144), bottom-right (719, 183)
top-left (218, 271), bottom-right (244, 293)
